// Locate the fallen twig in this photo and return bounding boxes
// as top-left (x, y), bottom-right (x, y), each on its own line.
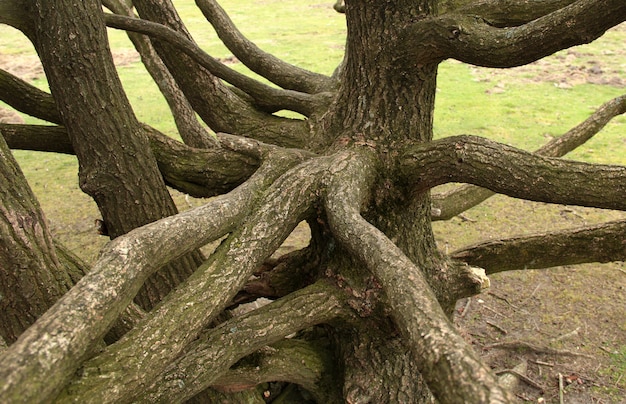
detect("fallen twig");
top-left (487, 292), bottom-right (520, 310)
top-left (486, 320), bottom-right (508, 335)
top-left (558, 373), bottom-right (564, 404)
top-left (459, 297), bottom-right (471, 318)
top-left (483, 305), bottom-right (505, 317)
top-left (530, 359), bottom-right (555, 367)
top-left (520, 283), bottom-right (541, 304)
top-left (485, 340), bottom-right (593, 358)
top-left (598, 345), bottom-right (615, 354)
top-left (551, 327), bottom-right (580, 342)
top-left (496, 368), bottom-right (543, 392)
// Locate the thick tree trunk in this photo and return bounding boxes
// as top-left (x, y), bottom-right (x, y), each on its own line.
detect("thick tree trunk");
top-left (0, 134), bottom-right (73, 343)
top-left (31, 0), bottom-right (203, 309)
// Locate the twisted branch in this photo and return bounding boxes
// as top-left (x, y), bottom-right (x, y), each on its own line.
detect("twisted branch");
top-left (55, 155), bottom-right (328, 403)
top-left (452, 219), bottom-right (626, 273)
top-left (394, 0), bottom-right (626, 68)
top-left (432, 94), bottom-right (626, 220)
top-left (195, 0), bottom-right (333, 94)
top-left (104, 13), bottom-right (325, 116)
top-left (324, 148), bottom-right (509, 403)
top-left (0, 154), bottom-right (300, 403)
top-left (138, 281), bottom-right (347, 402)
top-left (401, 135), bottom-right (626, 211)
top-left (102, 0), bottom-right (216, 148)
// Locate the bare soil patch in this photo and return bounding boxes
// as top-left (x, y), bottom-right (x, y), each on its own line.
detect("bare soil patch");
top-left (0, 49), bottom-right (139, 81)
top-left (471, 24), bottom-right (626, 90)
top-left (436, 196), bottom-right (626, 403)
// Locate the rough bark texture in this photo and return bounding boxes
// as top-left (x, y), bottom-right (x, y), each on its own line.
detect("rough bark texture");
top-left (0, 134), bottom-right (73, 343)
top-left (452, 220), bottom-right (626, 273)
top-left (0, 0), bottom-right (625, 402)
top-left (31, 0), bottom-right (204, 310)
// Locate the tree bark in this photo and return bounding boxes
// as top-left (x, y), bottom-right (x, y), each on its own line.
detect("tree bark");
top-left (31, 0), bottom-right (204, 310)
top-left (0, 134), bottom-right (73, 343)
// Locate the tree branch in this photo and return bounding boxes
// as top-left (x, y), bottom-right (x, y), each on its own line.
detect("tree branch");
top-left (0, 124), bottom-right (72, 154)
top-left (102, 0), bottom-right (216, 148)
top-left (211, 339), bottom-right (335, 402)
top-left (0, 154), bottom-right (298, 403)
top-left (0, 68), bottom-right (62, 124)
top-left (137, 281), bottom-right (347, 402)
top-left (440, 0), bottom-right (577, 27)
top-left (194, 0), bottom-right (334, 94)
top-left (131, 0), bottom-right (310, 147)
top-left (324, 148), bottom-right (510, 403)
top-left (0, 0), bottom-right (33, 36)
top-left (394, 0), bottom-right (626, 68)
top-left (54, 155), bottom-right (328, 403)
top-left (432, 94), bottom-right (626, 220)
top-left (401, 135), bottom-right (626, 211)
top-left (145, 125), bottom-right (261, 197)
top-left (0, 123), bottom-right (262, 197)
top-left (452, 219), bottom-right (626, 273)
top-left (103, 13), bottom-right (326, 116)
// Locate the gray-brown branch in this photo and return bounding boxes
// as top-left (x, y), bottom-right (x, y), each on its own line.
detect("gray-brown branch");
top-left (0, 154), bottom-right (299, 403)
top-left (324, 148), bottom-right (509, 403)
top-left (54, 155), bottom-right (328, 403)
top-left (452, 219), bottom-right (626, 273)
top-left (394, 0), bottom-right (626, 68)
top-left (137, 281), bottom-right (347, 403)
top-left (0, 68), bottom-right (62, 124)
top-left (103, 13), bottom-right (324, 116)
top-left (439, 0), bottom-right (578, 27)
top-left (195, 0), bottom-right (333, 94)
top-left (132, 0), bottom-right (309, 147)
top-left (211, 338), bottom-right (336, 403)
top-left (0, 123), bottom-right (261, 197)
top-left (401, 135), bottom-right (626, 211)
top-left (432, 94), bottom-right (626, 220)
top-left (102, 0), bottom-right (216, 148)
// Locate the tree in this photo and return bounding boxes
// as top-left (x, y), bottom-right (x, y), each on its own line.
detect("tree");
top-left (0, 0), bottom-right (625, 402)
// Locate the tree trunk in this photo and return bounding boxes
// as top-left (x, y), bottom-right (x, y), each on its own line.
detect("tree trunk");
top-left (317, 0), bottom-right (460, 400)
top-left (0, 134), bottom-right (73, 343)
top-left (31, 0), bottom-right (203, 309)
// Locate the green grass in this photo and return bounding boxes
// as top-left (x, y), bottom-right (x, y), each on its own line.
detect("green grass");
top-left (1, 1), bottom-right (624, 259)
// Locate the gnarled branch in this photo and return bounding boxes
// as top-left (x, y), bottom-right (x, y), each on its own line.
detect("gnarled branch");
top-left (324, 148), bottom-right (508, 403)
top-left (55, 155), bottom-right (328, 403)
top-left (432, 94), bottom-right (626, 220)
top-left (102, 0), bottom-right (216, 148)
top-left (0, 154), bottom-right (298, 403)
top-left (394, 0), bottom-right (626, 68)
top-left (0, 123), bottom-right (261, 197)
top-left (401, 135), bottom-right (626, 211)
top-left (0, 68), bottom-right (62, 124)
top-left (211, 338), bottom-right (336, 402)
top-left (195, 0), bottom-right (334, 94)
top-left (138, 281), bottom-right (347, 402)
top-left (103, 13), bottom-right (326, 116)
top-left (132, 0), bottom-right (310, 147)
top-left (452, 219), bottom-right (626, 273)
top-left (440, 0), bottom-right (577, 27)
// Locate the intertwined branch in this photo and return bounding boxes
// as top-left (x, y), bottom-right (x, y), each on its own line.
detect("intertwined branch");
top-left (1, 0), bottom-right (625, 402)
top-left (394, 0), bottom-right (626, 68)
